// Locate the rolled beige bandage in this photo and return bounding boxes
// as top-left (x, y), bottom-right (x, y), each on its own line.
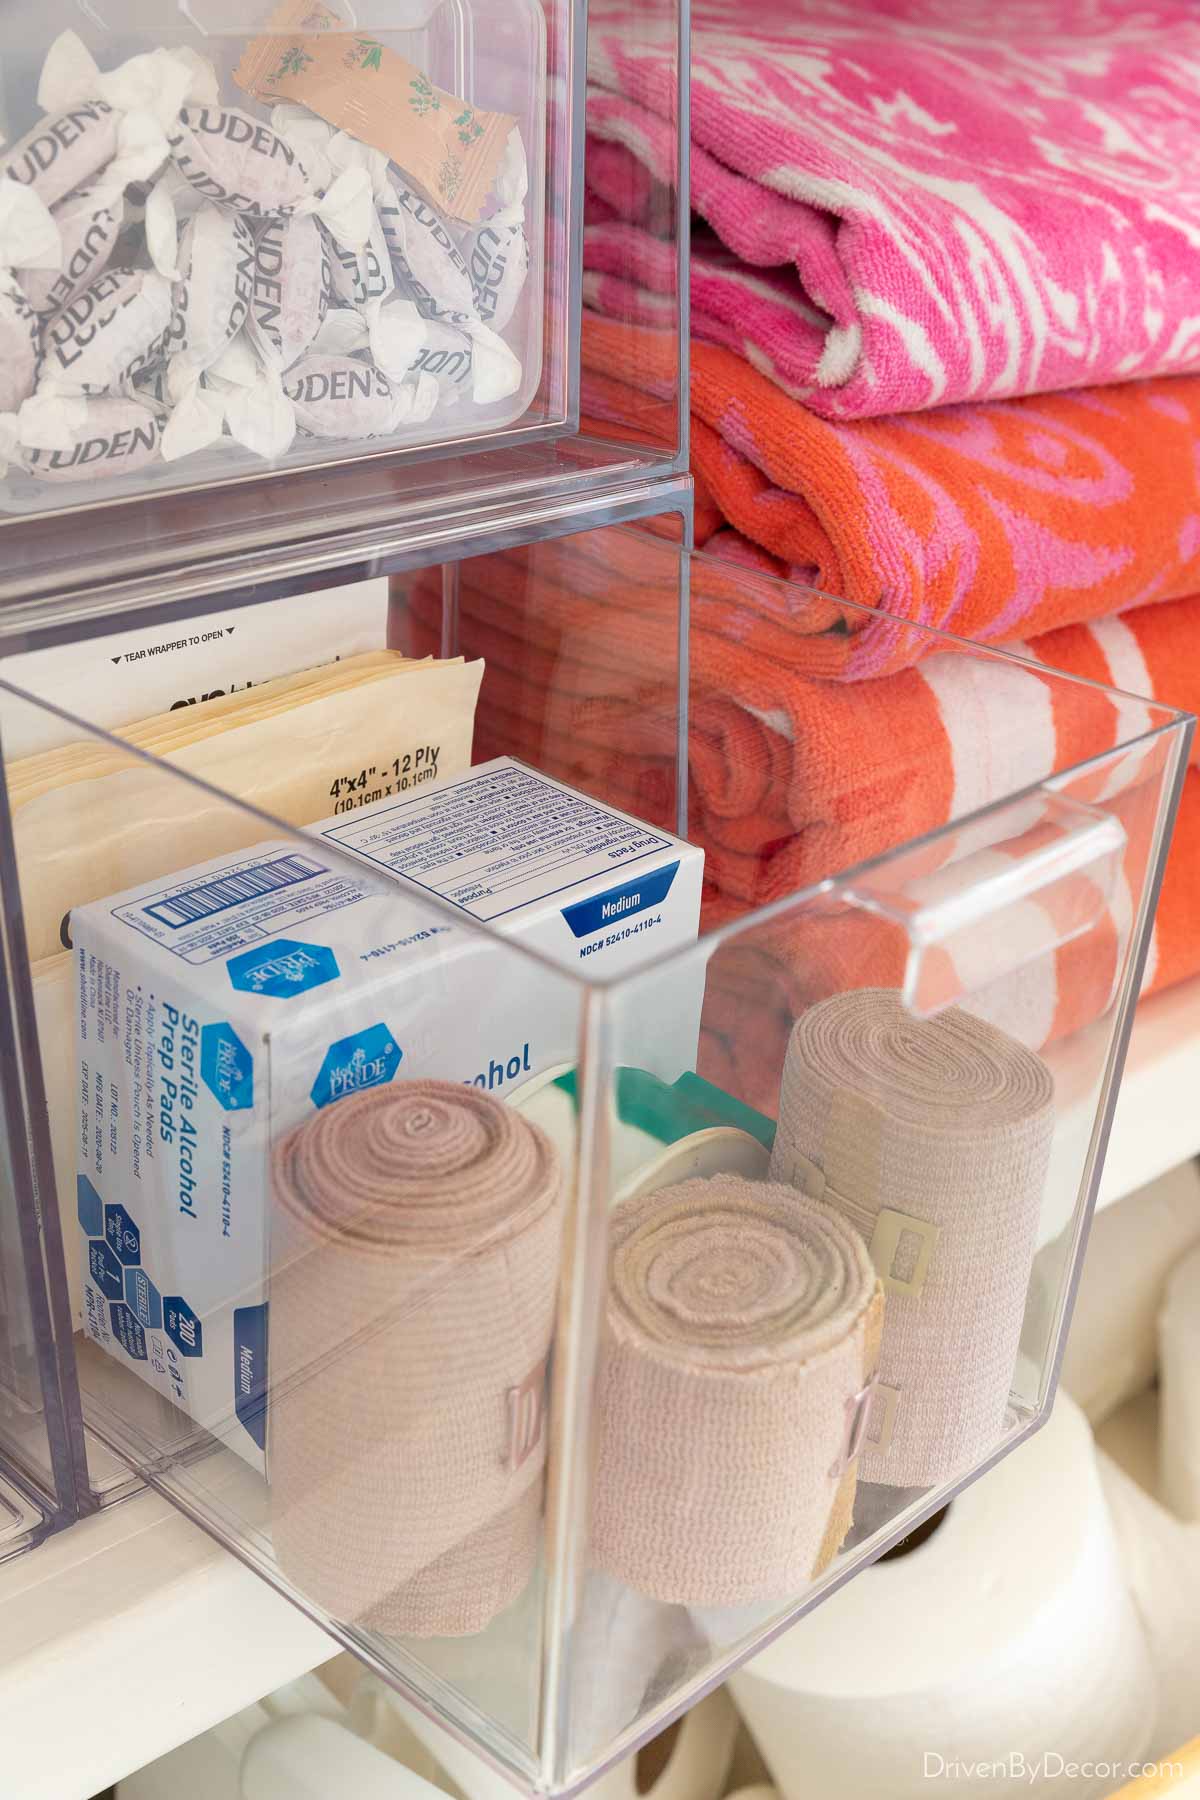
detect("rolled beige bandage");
top-left (770, 989), bottom-right (1054, 1489)
top-left (591, 1177), bottom-right (883, 1608)
top-left (269, 1081), bottom-right (563, 1638)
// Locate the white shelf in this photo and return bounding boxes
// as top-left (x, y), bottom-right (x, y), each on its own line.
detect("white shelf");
top-left (0, 1488), bottom-right (334, 1800)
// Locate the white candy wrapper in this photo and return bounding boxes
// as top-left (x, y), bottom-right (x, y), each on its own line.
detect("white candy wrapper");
top-left (366, 294), bottom-right (522, 407)
top-left (379, 177), bottom-right (480, 327)
top-left (283, 352), bottom-right (436, 438)
top-left (145, 164), bottom-right (206, 281)
top-left (0, 287), bottom-right (41, 415)
top-left (248, 213), bottom-right (331, 375)
top-left (0, 177), bottom-right (61, 410)
top-left (166, 108), bottom-right (373, 246)
top-left (133, 331), bottom-right (290, 463)
top-left (3, 99), bottom-right (118, 215)
top-left (160, 376), bottom-right (230, 464)
top-left (220, 337), bottom-right (299, 461)
top-left (40, 266), bottom-right (173, 397)
top-left (458, 128), bottom-right (529, 333)
top-left (18, 185), bottom-right (123, 316)
top-left (0, 391), bottom-right (164, 482)
top-left (324, 208), bottom-right (393, 313)
top-left (3, 31), bottom-right (214, 212)
top-left (270, 106), bottom-right (390, 206)
top-left (131, 348), bottom-right (228, 464)
top-left (164, 203), bottom-right (256, 382)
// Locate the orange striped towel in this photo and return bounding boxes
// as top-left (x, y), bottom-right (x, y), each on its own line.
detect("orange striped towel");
top-left (581, 315), bottom-right (1200, 676)
top-left (398, 540), bottom-right (1194, 1111)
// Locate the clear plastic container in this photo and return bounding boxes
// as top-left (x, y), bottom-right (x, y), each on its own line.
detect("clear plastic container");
top-left (0, 0), bottom-right (570, 504)
top-left (0, 525), bottom-right (1188, 1786)
top-left (0, 0), bottom-right (692, 608)
top-left (0, 952), bottom-right (86, 1558)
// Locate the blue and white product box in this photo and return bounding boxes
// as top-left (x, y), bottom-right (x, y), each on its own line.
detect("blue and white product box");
top-left (72, 758), bottom-right (704, 1470)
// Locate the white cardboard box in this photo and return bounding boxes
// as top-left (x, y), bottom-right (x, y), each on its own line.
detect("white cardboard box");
top-left (72, 758), bottom-right (703, 1469)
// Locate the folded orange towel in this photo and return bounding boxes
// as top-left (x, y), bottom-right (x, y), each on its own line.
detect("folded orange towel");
top-left (398, 542), bottom-right (1195, 1110)
top-left (581, 315), bottom-right (1200, 677)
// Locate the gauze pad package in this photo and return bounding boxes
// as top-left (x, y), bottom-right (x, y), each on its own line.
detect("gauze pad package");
top-left (70, 756), bottom-right (704, 1472)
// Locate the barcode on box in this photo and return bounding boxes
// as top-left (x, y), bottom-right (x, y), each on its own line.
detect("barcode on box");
top-left (143, 854), bottom-right (328, 929)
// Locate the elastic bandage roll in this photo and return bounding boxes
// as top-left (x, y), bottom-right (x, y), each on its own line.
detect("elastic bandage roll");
top-left (771, 989), bottom-right (1054, 1488)
top-left (269, 1080), bottom-right (563, 1637)
top-left (591, 1175), bottom-right (882, 1608)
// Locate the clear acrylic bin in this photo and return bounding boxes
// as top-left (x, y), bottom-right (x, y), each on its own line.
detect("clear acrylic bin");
top-left (0, 915), bottom-right (86, 1558)
top-left (0, 0), bottom-right (690, 605)
top-left (0, 525), bottom-right (1188, 1788)
top-left (0, 0), bottom-right (563, 505)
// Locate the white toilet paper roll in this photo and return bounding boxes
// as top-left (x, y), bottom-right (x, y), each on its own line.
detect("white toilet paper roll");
top-left (1098, 1449), bottom-right (1200, 1760)
top-left (729, 1394), bottom-right (1156, 1800)
top-left (1160, 1240), bottom-right (1200, 1524)
top-left (1058, 1161), bottom-right (1200, 1426)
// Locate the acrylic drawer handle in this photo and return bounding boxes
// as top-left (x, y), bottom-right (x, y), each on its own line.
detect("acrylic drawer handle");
top-left (839, 791), bottom-right (1127, 1019)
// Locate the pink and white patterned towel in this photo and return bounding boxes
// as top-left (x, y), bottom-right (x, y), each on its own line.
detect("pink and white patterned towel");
top-left (587, 0), bottom-right (1200, 419)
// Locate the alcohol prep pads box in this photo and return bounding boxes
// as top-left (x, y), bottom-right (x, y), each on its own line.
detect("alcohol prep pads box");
top-left (72, 758), bottom-right (703, 1470)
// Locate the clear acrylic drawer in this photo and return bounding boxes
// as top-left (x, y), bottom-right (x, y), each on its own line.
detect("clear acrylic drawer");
top-left (0, 526), bottom-right (1188, 1788)
top-left (0, 947), bottom-right (85, 1559)
top-left (0, 0), bottom-right (690, 602)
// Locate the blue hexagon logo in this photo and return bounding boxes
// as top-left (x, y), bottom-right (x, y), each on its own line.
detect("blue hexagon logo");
top-left (226, 939), bottom-right (339, 1000)
top-left (125, 1265), bottom-right (162, 1330)
top-left (200, 1022), bottom-right (254, 1110)
top-left (77, 1174), bottom-right (103, 1236)
top-left (109, 1302), bottom-right (148, 1361)
top-left (164, 1295), bottom-right (203, 1358)
top-left (88, 1238), bottom-right (124, 1301)
top-left (104, 1203), bottom-right (141, 1266)
top-left (310, 1023), bottom-right (402, 1110)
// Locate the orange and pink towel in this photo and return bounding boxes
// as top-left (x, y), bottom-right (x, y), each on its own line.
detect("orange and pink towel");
top-left (581, 317), bottom-right (1200, 676)
top-left (398, 540), bottom-right (1198, 1111)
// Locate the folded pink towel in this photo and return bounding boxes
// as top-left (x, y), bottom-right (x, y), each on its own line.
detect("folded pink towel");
top-left (588, 0), bottom-right (1200, 417)
top-left (269, 1083), bottom-right (563, 1638)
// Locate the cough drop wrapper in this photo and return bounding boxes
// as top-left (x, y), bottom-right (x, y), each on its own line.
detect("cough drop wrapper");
top-left (1, 392), bottom-right (164, 482)
top-left (325, 208), bottom-right (394, 314)
top-left (284, 352), bottom-right (436, 439)
top-left (18, 185), bottom-right (123, 316)
top-left (40, 266), bottom-right (173, 396)
top-left (0, 288), bottom-right (41, 415)
top-left (164, 203), bottom-right (256, 381)
top-left (379, 177), bottom-right (479, 327)
top-left (366, 295), bottom-right (521, 406)
top-left (248, 212), bottom-right (331, 374)
top-left (166, 108), bottom-right (372, 247)
top-left (130, 342), bottom-right (237, 464)
top-left (0, 178), bottom-right (61, 408)
top-left (3, 31), bottom-right (216, 211)
top-left (457, 128), bottom-right (529, 333)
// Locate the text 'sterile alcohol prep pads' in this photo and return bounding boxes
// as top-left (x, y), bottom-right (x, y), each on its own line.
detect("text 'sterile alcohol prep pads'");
top-left (71, 758), bottom-right (704, 1470)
